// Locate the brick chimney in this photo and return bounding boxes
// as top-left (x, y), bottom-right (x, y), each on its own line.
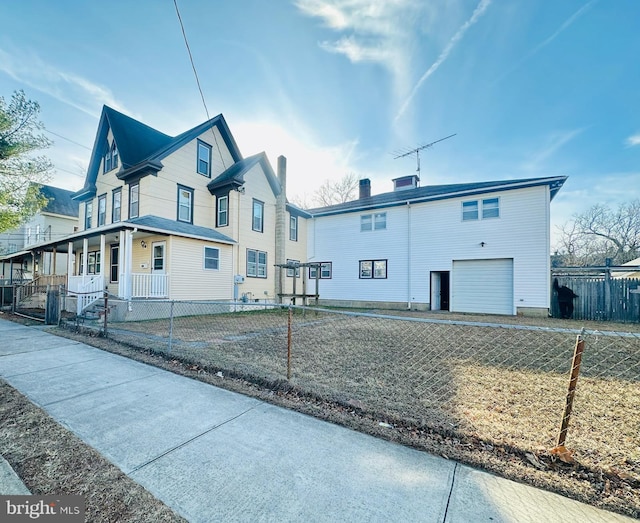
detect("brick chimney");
top-left (359, 178), bottom-right (371, 199)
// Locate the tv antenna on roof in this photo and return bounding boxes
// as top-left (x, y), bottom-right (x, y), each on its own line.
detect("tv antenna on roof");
top-left (393, 133), bottom-right (456, 178)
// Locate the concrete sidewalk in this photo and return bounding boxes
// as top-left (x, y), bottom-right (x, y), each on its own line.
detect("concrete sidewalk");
top-left (0, 318), bottom-right (635, 522)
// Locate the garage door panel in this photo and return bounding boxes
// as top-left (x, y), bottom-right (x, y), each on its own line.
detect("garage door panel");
top-left (452, 259), bottom-right (514, 315)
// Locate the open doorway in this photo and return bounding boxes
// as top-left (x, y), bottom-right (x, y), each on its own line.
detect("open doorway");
top-left (430, 271), bottom-right (450, 311)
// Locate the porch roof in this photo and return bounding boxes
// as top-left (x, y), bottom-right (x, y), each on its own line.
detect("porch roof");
top-left (0, 215), bottom-right (235, 260)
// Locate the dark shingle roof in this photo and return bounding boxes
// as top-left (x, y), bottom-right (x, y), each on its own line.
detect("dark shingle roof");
top-left (39, 185), bottom-right (79, 217)
top-left (307, 176), bottom-right (568, 216)
top-left (207, 152), bottom-right (280, 196)
top-left (74, 106), bottom-right (243, 200)
top-left (127, 215), bottom-right (235, 244)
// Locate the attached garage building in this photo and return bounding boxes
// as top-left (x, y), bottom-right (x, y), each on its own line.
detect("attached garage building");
top-left (451, 259), bottom-right (514, 315)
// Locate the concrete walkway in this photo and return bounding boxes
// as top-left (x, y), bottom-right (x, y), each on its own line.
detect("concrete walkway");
top-left (0, 318), bottom-right (635, 522)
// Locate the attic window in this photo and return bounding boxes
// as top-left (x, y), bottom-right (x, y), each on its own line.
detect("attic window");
top-left (197, 140), bottom-right (212, 177)
top-left (103, 141), bottom-right (118, 173)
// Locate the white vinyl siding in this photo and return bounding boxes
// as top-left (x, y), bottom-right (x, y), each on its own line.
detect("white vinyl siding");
top-left (451, 259), bottom-right (514, 315)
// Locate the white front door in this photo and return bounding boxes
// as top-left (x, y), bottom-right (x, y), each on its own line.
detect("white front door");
top-left (151, 241), bottom-right (167, 296)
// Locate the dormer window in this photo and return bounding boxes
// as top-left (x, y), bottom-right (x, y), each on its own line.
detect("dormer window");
top-left (103, 141), bottom-right (119, 173)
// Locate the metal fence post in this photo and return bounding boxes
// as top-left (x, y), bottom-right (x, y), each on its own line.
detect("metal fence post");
top-left (103, 289), bottom-right (108, 337)
top-left (553, 332), bottom-right (586, 456)
top-left (287, 306), bottom-right (293, 380)
top-left (168, 300), bottom-right (175, 353)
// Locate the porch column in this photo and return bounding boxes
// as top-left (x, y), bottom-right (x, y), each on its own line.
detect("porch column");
top-left (52, 247), bottom-right (57, 275)
top-left (117, 235), bottom-right (125, 298)
top-left (32, 251), bottom-right (37, 278)
top-left (82, 238), bottom-right (89, 279)
top-left (123, 229), bottom-right (133, 300)
top-left (100, 234), bottom-right (106, 288)
top-left (9, 259), bottom-right (13, 284)
top-left (67, 242), bottom-right (74, 277)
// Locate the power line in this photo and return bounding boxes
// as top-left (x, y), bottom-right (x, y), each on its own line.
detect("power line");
top-left (172, 0), bottom-right (227, 169)
top-left (44, 129), bottom-right (92, 150)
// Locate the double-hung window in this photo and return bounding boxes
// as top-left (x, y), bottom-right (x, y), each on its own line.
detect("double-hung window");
top-left (217, 196), bottom-right (228, 227)
top-left (361, 212), bottom-right (386, 231)
top-left (177, 185), bottom-right (194, 223)
top-left (290, 215), bottom-right (298, 241)
top-left (85, 201), bottom-right (93, 229)
top-left (129, 183), bottom-right (139, 219)
top-left (197, 140), bottom-right (211, 177)
top-left (247, 249), bottom-right (267, 278)
top-left (252, 199), bottom-right (264, 232)
top-left (309, 262), bottom-right (332, 279)
top-left (98, 194), bottom-right (106, 226)
top-left (462, 201), bottom-right (479, 221)
top-left (359, 259), bottom-right (387, 279)
top-left (204, 247), bottom-right (220, 270)
top-left (482, 198), bottom-right (500, 219)
top-left (286, 259), bottom-right (300, 277)
top-left (112, 188), bottom-right (122, 223)
top-left (103, 141), bottom-right (118, 173)
top-left (462, 198), bottom-right (499, 221)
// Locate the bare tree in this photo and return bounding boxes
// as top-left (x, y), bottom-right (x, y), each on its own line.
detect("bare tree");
top-left (311, 172), bottom-right (360, 207)
top-left (555, 200), bottom-right (640, 265)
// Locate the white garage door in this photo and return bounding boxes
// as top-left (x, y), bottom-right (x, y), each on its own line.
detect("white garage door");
top-left (451, 259), bottom-right (514, 315)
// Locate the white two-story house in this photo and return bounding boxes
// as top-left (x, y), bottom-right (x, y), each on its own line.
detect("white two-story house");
top-left (305, 175), bottom-right (566, 316)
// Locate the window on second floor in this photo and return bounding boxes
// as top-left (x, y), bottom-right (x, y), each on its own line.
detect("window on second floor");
top-left (290, 215), bottom-right (298, 241)
top-left (252, 199), bottom-right (264, 232)
top-left (361, 212), bottom-right (386, 231)
top-left (98, 194), bottom-right (107, 227)
top-left (85, 201), bottom-right (93, 229)
top-left (286, 259), bottom-right (300, 277)
top-left (178, 185), bottom-right (194, 223)
top-left (112, 188), bottom-right (122, 223)
top-left (217, 196), bottom-right (228, 227)
top-left (462, 198), bottom-right (500, 221)
top-left (129, 183), bottom-right (139, 219)
top-left (197, 140), bottom-right (212, 177)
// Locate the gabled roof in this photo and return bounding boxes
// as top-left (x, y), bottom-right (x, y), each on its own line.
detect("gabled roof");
top-left (39, 185), bottom-right (79, 218)
top-left (74, 106), bottom-right (243, 200)
top-left (307, 176), bottom-right (568, 217)
top-left (207, 152), bottom-right (280, 196)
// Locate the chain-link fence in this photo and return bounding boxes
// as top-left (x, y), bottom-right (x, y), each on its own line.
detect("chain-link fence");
top-left (84, 299), bottom-right (639, 478)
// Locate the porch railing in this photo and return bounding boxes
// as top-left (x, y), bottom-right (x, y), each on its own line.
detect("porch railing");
top-left (68, 275), bottom-right (104, 315)
top-left (131, 273), bottom-right (169, 299)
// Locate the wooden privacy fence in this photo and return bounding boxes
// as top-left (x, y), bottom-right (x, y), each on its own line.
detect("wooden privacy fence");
top-left (551, 275), bottom-right (640, 322)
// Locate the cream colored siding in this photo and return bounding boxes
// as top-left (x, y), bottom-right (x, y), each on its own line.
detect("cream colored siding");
top-left (169, 237), bottom-right (233, 300)
top-left (233, 163), bottom-right (278, 300)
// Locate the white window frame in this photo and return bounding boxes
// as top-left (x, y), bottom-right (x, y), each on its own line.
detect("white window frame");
top-left (129, 183), bottom-right (139, 219)
top-left (204, 246), bottom-right (220, 270)
top-left (217, 196), bottom-right (228, 227)
top-left (360, 214), bottom-right (372, 232)
top-left (85, 201), bottom-right (93, 229)
top-left (112, 188), bottom-right (122, 223)
top-left (197, 140), bottom-right (212, 177)
top-left (252, 199), bottom-right (264, 232)
top-left (286, 259), bottom-right (300, 277)
top-left (98, 194), bottom-right (107, 226)
top-left (482, 197), bottom-right (500, 219)
top-left (290, 215), bottom-right (298, 241)
top-left (309, 262), bottom-right (332, 279)
top-left (247, 249), bottom-right (267, 278)
top-left (178, 185), bottom-right (194, 223)
top-left (462, 200), bottom-right (479, 221)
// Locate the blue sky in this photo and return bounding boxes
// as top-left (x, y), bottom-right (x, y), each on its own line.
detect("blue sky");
top-left (1, 0), bottom-right (639, 247)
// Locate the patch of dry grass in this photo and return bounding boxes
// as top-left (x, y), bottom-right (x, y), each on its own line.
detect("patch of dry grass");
top-left (0, 381), bottom-right (186, 523)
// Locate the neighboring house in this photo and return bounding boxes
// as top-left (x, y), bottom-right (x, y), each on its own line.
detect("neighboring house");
top-left (614, 257), bottom-right (640, 279)
top-left (0, 185), bottom-right (79, 281)
top-left (305, 174), bottom-right (567, 316)
top-left (1, 106), bottom-right (309, 311)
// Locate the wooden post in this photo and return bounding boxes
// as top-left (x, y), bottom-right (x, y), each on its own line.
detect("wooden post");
top-left (557, 333), bottom-right (585, 448)
top-left (287, 306), bottom-right (292, 380)
top-left (103, 289), bottom-right (108, 337)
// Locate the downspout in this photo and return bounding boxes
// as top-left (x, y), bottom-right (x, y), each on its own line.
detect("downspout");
top-left (407, 202), bottom-right (412, 310)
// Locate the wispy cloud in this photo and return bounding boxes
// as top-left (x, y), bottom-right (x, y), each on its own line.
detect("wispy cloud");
top-left (494, 0), bottom-right (597, 84)
top-left (0, 46), bottom-right (130, 118)
top-left (395, 0), bottom-right (492, 122)
top-left (625, 134), bottom-right (640, 147)
top-left (522, 128), bottom-right (585, 172)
